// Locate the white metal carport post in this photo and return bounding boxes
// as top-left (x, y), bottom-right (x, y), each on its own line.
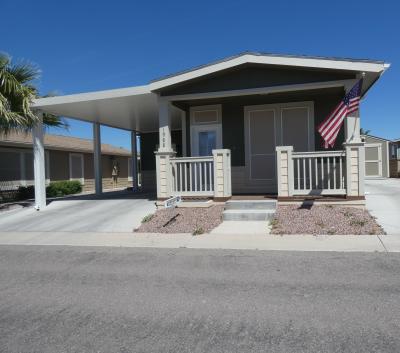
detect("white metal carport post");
top-left (32, 111), bottom-right (47, 210)
top-left (93, 122), bottom-right (102, 195)
top-left (131, 130), bottom-right (139, 190)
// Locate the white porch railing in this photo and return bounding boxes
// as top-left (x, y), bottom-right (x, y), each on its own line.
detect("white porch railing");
top-left (170, 156), bottom-right (214, 196)
top-left (276, 144), bottom-right (365, 198)
top-left (155, 149), bottom-right (231, 199)
top-left (292, 150), bottom-right (346, 195)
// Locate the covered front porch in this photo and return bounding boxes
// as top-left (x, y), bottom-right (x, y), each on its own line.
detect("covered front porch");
top-left (154, 84), bottom-right (365, 203)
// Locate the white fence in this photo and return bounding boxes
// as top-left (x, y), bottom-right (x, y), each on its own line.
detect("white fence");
top-left (170, 156), bottom-right (214, 196)
top-left (292, 151), bottom-right (346, 195)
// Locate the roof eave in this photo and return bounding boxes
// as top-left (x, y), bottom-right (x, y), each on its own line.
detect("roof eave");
top-left (149, 53), bottom-right (389, 91)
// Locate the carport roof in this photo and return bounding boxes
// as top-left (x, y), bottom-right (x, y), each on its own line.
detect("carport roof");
top-left (32, 86), bottom-right (183, 133)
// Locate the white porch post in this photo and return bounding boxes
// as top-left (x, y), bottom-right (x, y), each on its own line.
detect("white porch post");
top-left (344, 79), bottom-right (362, 143)
top-left (155, 99), bottom-right (175, 199)
top-left (343, 79), bottom-right (365, 198)
top-left (32, 111), bottom-right (46, 210)
top-left (345, 109), bottom-right (361, 143)
top-left (180, 110), bottom-right (187, 157)
top-left (93, 122), bottom-right (102, 195)
top-left (158, 99), bottom-right (173, 152)
top-left (131, 130), bottom-right (138, 190)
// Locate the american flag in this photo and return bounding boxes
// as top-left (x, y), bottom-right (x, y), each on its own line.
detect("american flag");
top-left (317, 80), bottom-right (363, 148)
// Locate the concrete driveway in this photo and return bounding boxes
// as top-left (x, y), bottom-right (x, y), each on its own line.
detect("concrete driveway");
top-left (365, 178), bottom-right (400, 235)
top-left (0, 191), bottom-right (156, 233)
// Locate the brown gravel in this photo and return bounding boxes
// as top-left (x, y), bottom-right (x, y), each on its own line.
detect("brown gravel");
top-left (135, 205), bottom-right (224, 234)
top-left (271, 205), bottom-right (385, 235)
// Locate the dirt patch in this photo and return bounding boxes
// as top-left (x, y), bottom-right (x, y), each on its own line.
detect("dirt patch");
top-left (271, 205), bottom-right (385, 235)
top-left (135, 205), bottom-right (224, 234)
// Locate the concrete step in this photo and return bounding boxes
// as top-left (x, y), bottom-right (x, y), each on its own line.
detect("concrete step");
top-left (210, 221), bottom-right (270, 235)
top-left (223, 209), bottom-right (275, 221)
top-left (225, 200), bottom-right (276, 210)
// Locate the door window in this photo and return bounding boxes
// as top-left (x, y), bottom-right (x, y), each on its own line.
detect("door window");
top-left (198, 131), bottom-right (217, 156)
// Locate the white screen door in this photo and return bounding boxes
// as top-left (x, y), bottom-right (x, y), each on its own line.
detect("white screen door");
top-left (245, 109), bottom-right (276, 189)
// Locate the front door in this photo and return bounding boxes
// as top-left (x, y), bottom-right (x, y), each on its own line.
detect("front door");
top-left (244, 102), bottom-right (314, 193)
top-left (244, 107), bottom-right (277, 192)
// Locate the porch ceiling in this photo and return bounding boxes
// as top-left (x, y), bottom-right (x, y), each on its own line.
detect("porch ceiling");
top-left (32, 86), bottom-right (182, 133)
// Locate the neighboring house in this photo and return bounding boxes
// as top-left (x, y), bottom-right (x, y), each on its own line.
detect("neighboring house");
top-left (0, 132), bottom-right (136, 192)
top-left (389, 138), bottom-right (400, 177)
top-left (30, 52), bottom-right (389, 209)
top-left (361, 134), bottom-right (390, 178)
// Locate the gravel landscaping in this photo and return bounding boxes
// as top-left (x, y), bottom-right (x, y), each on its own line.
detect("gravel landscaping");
top-left (135, 205), bottom-right (224, 234)
top-left (271, 205), bottom-right (385, 235)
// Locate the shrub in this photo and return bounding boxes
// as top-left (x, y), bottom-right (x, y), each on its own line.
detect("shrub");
top-left (17, 185), bottom-right (35, 200)
top-left (46, 180), bottom-right (82, 197)
top-left (192, 226), bottom-right (204, 236)
top-left (141, 214), bottom-right (154, 223)
top-left (12, 181), bottom-right (82, 201)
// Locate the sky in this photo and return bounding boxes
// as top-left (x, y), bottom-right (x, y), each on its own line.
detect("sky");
top-left (2, 0), bottom-right (399, 150)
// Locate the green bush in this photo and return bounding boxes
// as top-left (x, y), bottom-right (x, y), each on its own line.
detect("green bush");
top-left (14, 181), bottom-right (82, 201)
top-left (141, 214), bottom-right (154, 223)
top-left (17, 185), bottom-right (35, 200)
top-left (46, 180), bottom-right (82, 197)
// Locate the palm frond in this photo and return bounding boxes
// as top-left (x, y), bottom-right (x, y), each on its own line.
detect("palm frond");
top-left (43, 113), bottom-right (69, 130)
top-left (8, 62), bottom-right (40, 84)
top-left (0, 53), bottom-right (67, 135)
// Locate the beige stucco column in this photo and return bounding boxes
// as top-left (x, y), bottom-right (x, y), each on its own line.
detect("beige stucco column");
top-left (212, 149), bottom-right (231, 200)
top-left (344, 142), bottom-right (365, 197)
top-left (276, 146), bottom-right (293, 197)
top-left (155, 151), bottom-right (175, 199)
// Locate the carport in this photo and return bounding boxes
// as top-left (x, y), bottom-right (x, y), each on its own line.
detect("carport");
top-left (32, 86), bottom-right (184, 209)
top-left (0, 190), bottom-right (157, 232)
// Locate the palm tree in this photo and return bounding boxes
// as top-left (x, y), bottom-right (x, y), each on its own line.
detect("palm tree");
top-left (0, 53), bottom-right (68, 134)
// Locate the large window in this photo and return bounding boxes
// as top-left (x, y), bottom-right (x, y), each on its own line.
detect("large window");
top-left (69, 153), bottom-right (84, 184)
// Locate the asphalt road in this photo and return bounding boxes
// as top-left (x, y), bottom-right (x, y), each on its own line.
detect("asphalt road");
top-left (1, 246), bottom-right (400, 353)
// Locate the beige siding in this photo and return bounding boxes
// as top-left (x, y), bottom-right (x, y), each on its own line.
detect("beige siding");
top-left (82, 177), bottom-right (131, 192)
